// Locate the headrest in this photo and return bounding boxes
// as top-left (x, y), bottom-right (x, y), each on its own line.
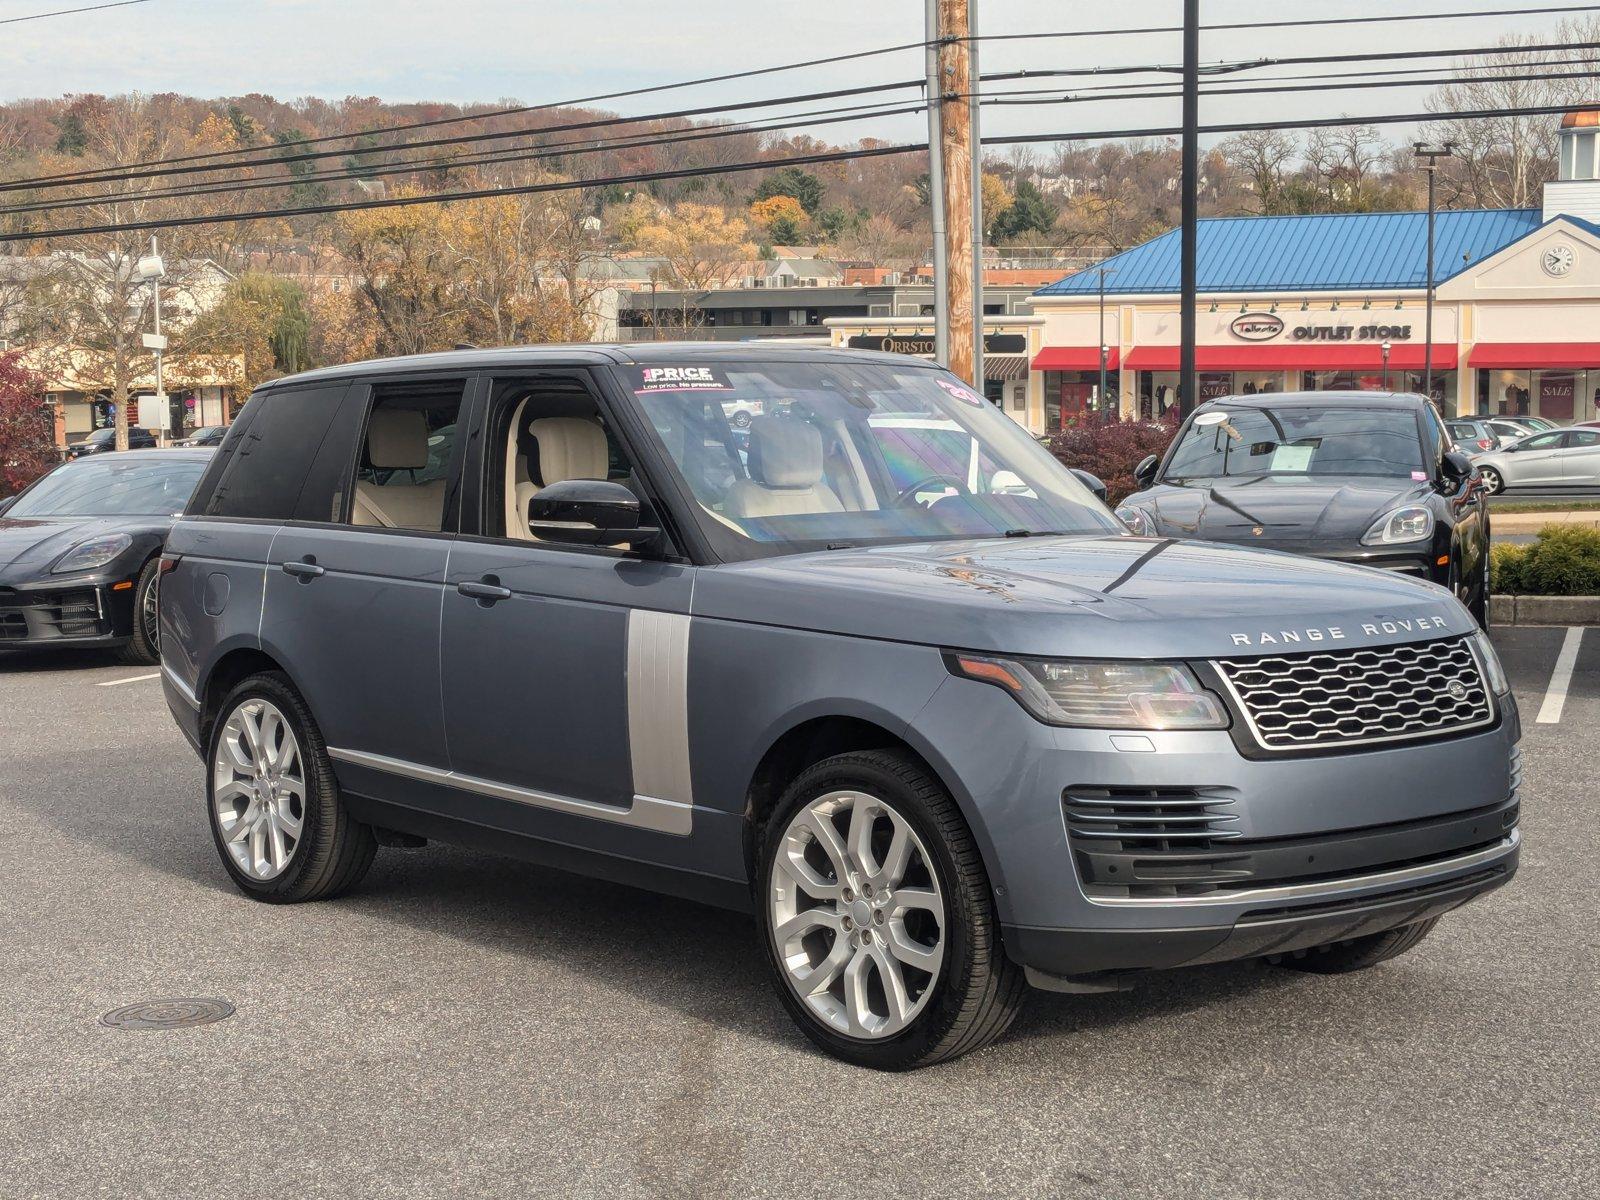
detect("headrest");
top-left (530, 417), bottom-right (608, 485)
top-left (367, 408), bottom-right (430, 470)
top-left (748, 416), bottom-right (824, 489)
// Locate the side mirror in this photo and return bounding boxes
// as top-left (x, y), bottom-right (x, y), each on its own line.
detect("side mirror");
top-left (527, 479), bottom-right (660, 548)
top-left (1070, 468), bottom-right (1109, 503)
top-left (1441, 450), bottom-right (1474, 482)
top-left (1133, 454), bottom-right (1160, 489)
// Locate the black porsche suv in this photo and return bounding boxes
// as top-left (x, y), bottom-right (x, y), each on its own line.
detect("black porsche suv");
top-left (1115, 392), bottom-right (1491, 626)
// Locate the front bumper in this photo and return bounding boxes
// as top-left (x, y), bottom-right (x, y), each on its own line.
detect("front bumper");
top-left (0, 579), bottom-right (135, 649)
top-left (911, 672), bottom-right (1523, 980)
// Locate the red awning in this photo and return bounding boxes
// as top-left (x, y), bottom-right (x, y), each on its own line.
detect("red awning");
top-left (1467, 343), bottom-right (1600, 369)
top-left (1123, 344), bottom-right (1457, 372)
top-left (1032, 346), bottom-right (1119, 372)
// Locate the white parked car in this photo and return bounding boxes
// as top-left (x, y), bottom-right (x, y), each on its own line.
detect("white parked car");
top-left (1471, 426), bottom-right (1600, 493)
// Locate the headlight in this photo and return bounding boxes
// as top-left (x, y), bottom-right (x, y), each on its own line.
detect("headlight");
top-left (1471, 631), bottom-right (1509, 695)
top-left (1361, 505), bottom-right (1434, 546)
top-left (948, 652), bottom-right (1228, 730)
top-left (1115, 505), bottom-right (1156, 536)
top-left (52, 533), bottom-right (132, 574)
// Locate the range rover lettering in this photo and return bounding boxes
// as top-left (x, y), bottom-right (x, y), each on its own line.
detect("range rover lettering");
top-left (159, 347), bottom-right (1520, 1070)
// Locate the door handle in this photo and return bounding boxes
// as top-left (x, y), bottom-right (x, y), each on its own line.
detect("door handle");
top-left (281, 559), bottom-right (325, 579)
top-left (458, 578), bottom-right (512, 602)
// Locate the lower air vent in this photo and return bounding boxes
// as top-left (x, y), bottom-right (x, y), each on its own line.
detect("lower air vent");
top-left (1065, 786), bottom-right (1247, 897)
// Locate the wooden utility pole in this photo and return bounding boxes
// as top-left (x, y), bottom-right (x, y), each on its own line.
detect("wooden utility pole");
top-left (936, 0), bottom-right (977, 387)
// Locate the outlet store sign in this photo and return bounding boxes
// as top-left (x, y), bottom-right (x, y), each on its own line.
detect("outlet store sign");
top-left (1230, 312), bottom-right (1414, 343)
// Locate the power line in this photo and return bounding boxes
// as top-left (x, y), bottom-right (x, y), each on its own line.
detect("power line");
top-left (2, 100), bottom-right (1593, 246)
top-left (0, 0), bottom-right (149, 26)
top-left (11, 59), bottom-right (1596, 222)
top-left (9, 34), bottom-right (1591, 200)
top-left (975, 3), bottom-right (1600, 43)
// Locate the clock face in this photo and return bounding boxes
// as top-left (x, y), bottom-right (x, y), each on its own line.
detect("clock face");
top-left (1543, 244), bottom-right (1576, 277)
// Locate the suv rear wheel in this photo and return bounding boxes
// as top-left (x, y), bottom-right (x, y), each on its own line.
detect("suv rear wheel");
top-left (206, 672), bottom-right (376, 903)
top-left (756, 749), bottom-right (1024, 1070)
top-left (1270, 917), bottom-right (1439, 974)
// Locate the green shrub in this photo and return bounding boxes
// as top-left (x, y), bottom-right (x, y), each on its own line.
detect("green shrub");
top-left (1494, 524), bottom-right (1600, 595)
top-left (1490, 543), bottom-right (1527, 594)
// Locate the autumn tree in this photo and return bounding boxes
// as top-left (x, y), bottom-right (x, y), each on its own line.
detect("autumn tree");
top-left (980, 173), bottom-right (1014, 239)
top-left (0, 350), bottom-right (54, 495)
top-left (749, 194), bottom-right (807, 245)
top-left (333, 196), bottom-right (468, 356)
top-left (753, 167), bottom-right (824, 214)
top-left (991, 180), bottom-right (1057, 245)
top-left (635, 202), bottom-right (755, 332)
top-left (185, 273), bottom-right (311, 391)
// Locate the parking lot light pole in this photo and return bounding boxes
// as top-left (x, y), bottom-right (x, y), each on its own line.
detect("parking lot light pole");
top-left (1413, 142), bottom-right (1456, 405)
top-left (1097, 265), bottom-right (1116, 423)
top-left (1382, 340), bottom-right (1392, 389)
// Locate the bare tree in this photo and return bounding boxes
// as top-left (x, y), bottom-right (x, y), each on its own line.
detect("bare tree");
top-left (1217, 128), bottom-right (1299, 214)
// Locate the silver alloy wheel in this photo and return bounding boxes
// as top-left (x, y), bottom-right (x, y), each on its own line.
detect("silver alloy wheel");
top-left (1480, 466), bottom-right (1503, 494)
top-left (769, 790), bottom-right (946, 1040)
top-left (212, 698), bottom-right (306, 881)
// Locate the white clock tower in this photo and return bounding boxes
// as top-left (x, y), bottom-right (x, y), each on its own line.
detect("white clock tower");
top-left (1543, 107), bottom-right (1600, 225)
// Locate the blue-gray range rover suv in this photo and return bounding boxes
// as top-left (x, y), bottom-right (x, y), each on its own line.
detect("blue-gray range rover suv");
top-left (159, 346), bottom-right (1520, 1069)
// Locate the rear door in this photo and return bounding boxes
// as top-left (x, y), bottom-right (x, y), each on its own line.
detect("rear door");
top-left (438, 370), bottom-right (698, 848)
top-left (1559, 428), bottom-right (1600, 484)
top-left (261, 374), bottom-right (473, 775)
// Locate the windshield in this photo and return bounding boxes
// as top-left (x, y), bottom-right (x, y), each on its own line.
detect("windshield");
top-left (1163, 406), bottom-right (1426, 481)
top-left (9, 456), bottom-right (207, 517)
top-left (622, 360), bottom-right (1118, 557)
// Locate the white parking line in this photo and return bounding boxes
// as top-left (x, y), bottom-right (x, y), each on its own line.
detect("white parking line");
top-left (97, 672), bottom-right (160, 687)
top-left (1535, 627), bottom-right (1585, 725)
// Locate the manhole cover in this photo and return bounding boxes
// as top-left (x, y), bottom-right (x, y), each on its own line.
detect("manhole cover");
top-left (100, 999), bottom-right (235, 1030)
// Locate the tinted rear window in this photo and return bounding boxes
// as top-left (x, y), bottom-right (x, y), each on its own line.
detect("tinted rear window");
top-left (192, 384), bottom-right (347, 519)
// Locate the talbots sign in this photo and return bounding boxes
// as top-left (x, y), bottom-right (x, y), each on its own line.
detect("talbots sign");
top-left (1229, 313), bottom-right (1285, 341)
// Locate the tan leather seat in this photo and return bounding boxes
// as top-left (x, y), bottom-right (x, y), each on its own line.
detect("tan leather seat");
top-left (510, 417), bottom-right (610, 538)
top-left (723, 416), bottom-right (844, 519)
top-left (353, 409), bottom-right (445, 530)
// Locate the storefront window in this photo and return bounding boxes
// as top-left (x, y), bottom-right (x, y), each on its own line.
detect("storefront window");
top-left (1045, 370), bottom-right (1120, 432)
top-left (1304, 369), bottom-right (1458, 414)
top-left (1476, 369), bottom-right (1599, 423)
top-left (1137, 371), bottom-right (1287, 419)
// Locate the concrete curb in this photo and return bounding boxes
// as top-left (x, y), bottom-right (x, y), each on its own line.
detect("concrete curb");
top-left (1491, 511), bottom-right (1600, 535)
top-left (1492, 594), bottom-right (1600, 625)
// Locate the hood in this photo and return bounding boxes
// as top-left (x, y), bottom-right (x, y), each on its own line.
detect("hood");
top-left (0, 514), bottom-right (167, 583)
top-left (1126, 476), bottom-right (1428, 547)
top-left (693, 533), bottom-right (1472, 660)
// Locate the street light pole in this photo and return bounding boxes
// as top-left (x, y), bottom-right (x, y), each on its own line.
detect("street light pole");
top-left (1097, 265), bottom-right (1117, 422)
top-left (1413, 142), bottom-right (1456, 406)
top-left (1382, 339), bottom-right (1392, 389)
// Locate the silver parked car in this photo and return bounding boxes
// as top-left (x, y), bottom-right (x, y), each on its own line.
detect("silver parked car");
top-left (1472, 426), bottom-right (1600, 493)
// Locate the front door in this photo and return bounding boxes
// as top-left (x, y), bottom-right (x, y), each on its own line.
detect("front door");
top-left (1504, 430), bottom-right (1566, 485)
top-left (1559, 428), bottom-right (1600, 484)
top-left (438, 372), bottom-right (698, 849)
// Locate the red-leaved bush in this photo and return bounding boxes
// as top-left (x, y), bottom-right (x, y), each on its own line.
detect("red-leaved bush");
top-left (1048, 413), bottom-right (1180, 506)
top-left (0, 351), bottom-right (55, 497)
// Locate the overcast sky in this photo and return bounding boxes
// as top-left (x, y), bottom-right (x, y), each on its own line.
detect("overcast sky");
top-left (0, 0), bottom-right (1588, 146)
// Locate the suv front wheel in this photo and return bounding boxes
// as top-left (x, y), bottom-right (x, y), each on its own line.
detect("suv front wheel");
top-left (206, 673), bottom-right (376, 903)
top-left (756, 749), bottom-right (1024, 1070)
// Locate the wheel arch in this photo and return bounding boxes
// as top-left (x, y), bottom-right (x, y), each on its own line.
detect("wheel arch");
top-left (198, 645), bottom-right (290, 749)
top-left (739, 707), bottom-right (1007, 902)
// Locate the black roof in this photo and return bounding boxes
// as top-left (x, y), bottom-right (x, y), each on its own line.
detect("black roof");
top-left (1197, 390), bottom-right (1430, 410)
top-left (260, 342), bottom-right (939, 390)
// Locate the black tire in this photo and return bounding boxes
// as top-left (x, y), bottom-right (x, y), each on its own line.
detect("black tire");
top-left (114, 558), bottom-right (160, 665)
top-left (1479, 465), bottom-right (1504, 495)
top-left (1270, 917), bottom-right (1440, 975)
top-left (1470, 548), bottom-right (1490, 630)
top-left (205, 672), bottom-right (376, 903)
top-left (756, 749), bottom-right (1025, 1070)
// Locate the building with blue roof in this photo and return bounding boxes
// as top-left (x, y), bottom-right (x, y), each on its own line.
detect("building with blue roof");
top-left (1026, 109), bottom-right (1600, 433)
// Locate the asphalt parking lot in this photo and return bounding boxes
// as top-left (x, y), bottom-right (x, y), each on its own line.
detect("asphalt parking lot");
top-left (1, 632), bottom-right (1596, 1199)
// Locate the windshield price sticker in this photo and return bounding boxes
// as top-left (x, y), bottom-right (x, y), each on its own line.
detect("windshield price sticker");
top-left (634, 366), bottom-right (732, 393)
top-left (936, 378), bottom-right (984, 406)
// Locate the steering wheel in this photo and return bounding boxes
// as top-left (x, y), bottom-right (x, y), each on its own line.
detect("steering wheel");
top-left (893, 473), bottom-right (970, 508)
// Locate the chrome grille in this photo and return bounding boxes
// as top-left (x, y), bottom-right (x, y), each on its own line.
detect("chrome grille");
top-left (1216, 637), bottom-right (1493, 751)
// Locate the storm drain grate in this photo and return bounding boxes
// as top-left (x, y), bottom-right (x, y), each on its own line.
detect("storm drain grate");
top-left (100, 998), bottom-right (235, 1030)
